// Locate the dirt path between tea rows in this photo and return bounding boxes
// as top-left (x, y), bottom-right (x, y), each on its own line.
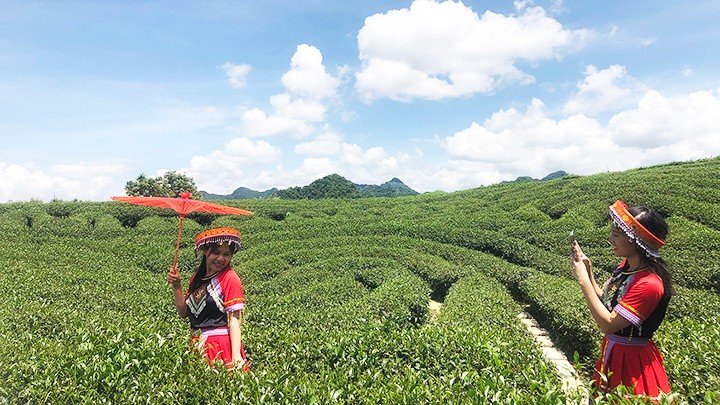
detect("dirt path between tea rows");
top-left (427, 299), bottom-right (443, 323)
top-left (427, 299), bottom-right (586, 398)
top-left (516, 311), bottom-right (587, 397)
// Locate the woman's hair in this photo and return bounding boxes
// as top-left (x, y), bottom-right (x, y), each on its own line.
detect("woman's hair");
top-left (628, 206), bottom-right (675, 298)
top-left (188, 254), bottom-right (210, 294)
top-left (187, 243), bottom-right (236, 294)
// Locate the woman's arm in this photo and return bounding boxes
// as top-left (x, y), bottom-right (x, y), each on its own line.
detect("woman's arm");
top-left (228, 310), bottom-right (245, 367)
top-left (572, 241), bottom-right (603, 298)
top-left (167, 266), bottom-right (188, 319)
top-left (587, 267), bottom-right (604, 299)
top-left (576, 278), bottom-right (631, 334)
top-left (571, 242), bottom-right (630, 334)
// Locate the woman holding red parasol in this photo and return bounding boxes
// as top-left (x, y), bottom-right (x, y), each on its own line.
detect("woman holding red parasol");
top-left (111, 192), bottom-right (252, 369)
top-left (167, 227), bottom-right (250, 370)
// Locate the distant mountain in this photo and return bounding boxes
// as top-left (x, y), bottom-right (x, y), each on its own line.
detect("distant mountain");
top-left (541, 171), bottom-right (569, 181)
top-left (501, 170), bottom-right (570, 185)
top-left (275, 174), bottom-right (360, 199)
top-left (201, 175), bottom-right (418, 200)
top-left (355, 177), bottom-right (419, 197)
top-left (201, 187), bottom-right (278, 200)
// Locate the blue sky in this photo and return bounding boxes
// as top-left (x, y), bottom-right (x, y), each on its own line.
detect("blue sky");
top-left (1, 0), bottom-right (719, 201)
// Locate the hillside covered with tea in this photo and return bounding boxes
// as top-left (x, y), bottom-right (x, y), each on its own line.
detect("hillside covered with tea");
top-left (1, 157), bottom-right (718, 404)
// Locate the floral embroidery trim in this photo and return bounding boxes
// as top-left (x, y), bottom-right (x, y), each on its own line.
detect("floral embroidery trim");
top-left (194, 227), bottom-right (242, 252)
top-left (615, 301), bottom-right (643, 328)
top-left (226, 297), bottom-right (245, 313)
top-left (208, 276), bottom-right (227, 314)
top-left (186, 285), bottom-right (209, 317)
top-left (225, 297), bottom-right (244, 306)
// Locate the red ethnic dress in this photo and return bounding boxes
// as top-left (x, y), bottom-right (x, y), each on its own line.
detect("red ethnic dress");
top-left (185, 267), bottom-right (249, 369)
top-left (595, 260), bottom-right (671, 399)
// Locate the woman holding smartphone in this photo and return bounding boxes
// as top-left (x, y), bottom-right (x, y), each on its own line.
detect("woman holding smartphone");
top-left (570, 200), bottom-right (673, 401)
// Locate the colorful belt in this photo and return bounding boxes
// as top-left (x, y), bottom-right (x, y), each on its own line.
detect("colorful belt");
top-left (599, 334), bottom-right (652, 379)
top-left (194, 326), bottom-right (229, 338)
top-left (606, 333), bottom-right (650, 346)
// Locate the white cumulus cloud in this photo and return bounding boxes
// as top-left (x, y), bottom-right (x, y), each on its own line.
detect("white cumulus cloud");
top-left (240, 44), bottom-right (340, 138)
top-left (608, 89), bottom-right (720, 149)
top-left (341, 144), bottom-right (387, 166)
top-left (442, 87), bottom-right (720, 184)
top-left (294, 130), bottom-right (343, 156)
top-left (269, 93), bottom-right (328, 122)
top-left (186, 137), bottom-right (282, 194)
top-left (355, 0), bottom-right (592, 102)
top-left (0, 162), bottom-right (127, 202)
top-left (564, 65), bottom-right (648, 116)
top-left (296, 157), bottom-right (338, 179)
top-left (241, 107), bottom-right (315, 138)
top-left (221, 62), bottom-right (251, 89)
top-left (281, 44), bottom-right (340, 99)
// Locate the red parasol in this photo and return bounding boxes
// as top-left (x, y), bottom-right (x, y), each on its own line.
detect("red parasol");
top-left (111, 192), bottom-right (253, 268)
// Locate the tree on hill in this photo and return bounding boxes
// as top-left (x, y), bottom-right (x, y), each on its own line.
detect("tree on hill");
top-left (357, 178), bottom-right (419, 197)
top-left (201, 187), bottom-right (278, 200)
top-left (275, 174), bottom-right (360, 199)
top-left (500, 170), bottom-right (571, 185)
top-left (275, 186), bottom-right (304, 199)
top-left (541, 171), bottom-right (568, 181)
top-left (199, 175), bottom-right (419, 200)
top-left (125, 171), bottom-right (199, 198)
top-left (307, 174), bottom-right (360, 198)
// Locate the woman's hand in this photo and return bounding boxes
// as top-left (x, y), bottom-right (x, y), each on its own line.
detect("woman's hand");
top-left (167, 266), bottom-right (182, 290)
top-left (570, 241), bottom-right (592, 284)
top-left (231, 358), bottom-right (247, 370)
top-left (227, 311), bottom-right (247, 371)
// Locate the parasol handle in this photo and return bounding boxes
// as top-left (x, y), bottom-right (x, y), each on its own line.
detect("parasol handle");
top-left (173, 215), bottom-right (185, 269)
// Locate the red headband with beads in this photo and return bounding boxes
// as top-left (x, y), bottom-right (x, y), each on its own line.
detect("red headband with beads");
top-left (194, 227), bottom-right (242, 252)
top-left (609, 200), bottom-right (665, 258)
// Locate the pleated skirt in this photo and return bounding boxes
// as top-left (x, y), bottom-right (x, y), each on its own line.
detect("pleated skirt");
top-left (594, 335), bottom-right (670, 400)
top-left (190, 328), bottom-right (250, 371)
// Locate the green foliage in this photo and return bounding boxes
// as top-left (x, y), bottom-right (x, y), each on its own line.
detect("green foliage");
top-left (124, 171), bottom-right (199, 198)
top-left (665, 215), bottom-right (720, 292)
top-left (205, 177), bottom-right (417, 200)
top-left (655, 316), bottom-right (720, 403)
top-left (519, 272), bottom-right (601, 360)
top-left (202, 186), bottom-right (279, 200)
top-left (275, 174), bottom-right (360, 199)
top-left (357, 178), bottom-right (419, 197)
top-left (2, 156), bottom-right (719, 403)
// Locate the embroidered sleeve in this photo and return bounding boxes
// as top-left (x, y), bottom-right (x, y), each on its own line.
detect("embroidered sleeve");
top-left (218, 269), bottom-right (245, 313)
top-left (614, 272), bottom-right (663, 328)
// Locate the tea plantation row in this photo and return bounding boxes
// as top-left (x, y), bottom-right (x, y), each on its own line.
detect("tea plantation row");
top-left (1, 157), bottom-right (719, 403)
top-left (0, 222), bottom-right (570, 403)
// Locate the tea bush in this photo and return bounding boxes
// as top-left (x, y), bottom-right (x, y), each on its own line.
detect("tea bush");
top-left (2, 157), bottom-right (719, 403)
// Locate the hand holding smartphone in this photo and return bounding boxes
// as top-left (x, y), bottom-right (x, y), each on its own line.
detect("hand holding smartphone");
top-left (569, 230), bottom-right (578, 260)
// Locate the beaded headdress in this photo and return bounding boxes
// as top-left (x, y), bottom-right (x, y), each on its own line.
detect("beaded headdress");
top-left (194, 227), bottom-right (242, 253)
top-left (609, 200), bottom-right (665, 258)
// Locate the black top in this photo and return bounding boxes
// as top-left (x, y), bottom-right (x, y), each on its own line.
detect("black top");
top-left (602, 262), bottom-right (669, 339)
top-left (186, 280), bottom-right (227, 330)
